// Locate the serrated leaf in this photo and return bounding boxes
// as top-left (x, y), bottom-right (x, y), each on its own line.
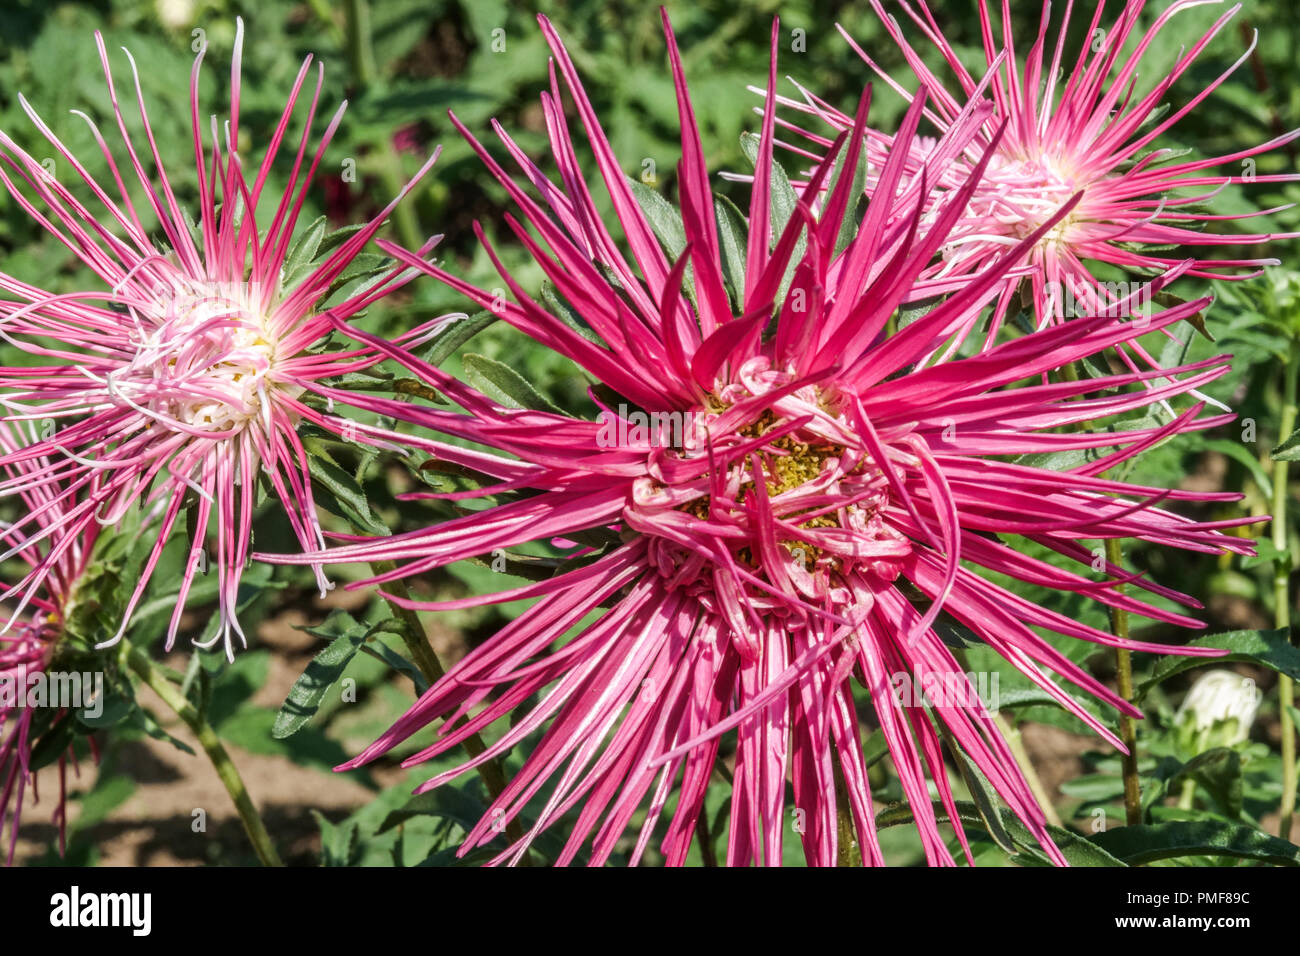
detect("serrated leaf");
top-left (272, 614), bottom-right (370, 739)
top-left (875, 799), bottom-right (1127, 866)
top-left (1272, 425), bottom-right (1300, 461)
top-left (281, 215), bottom-right (328, 288)
top-left (1091, 820), bottom-right (1300, 866)
top-left (313, 809), bottom-right (360, 867)
top-left (303, 439), bottom-right (389, 536)
top-left (1136, 629), bottom-right (1300, 702)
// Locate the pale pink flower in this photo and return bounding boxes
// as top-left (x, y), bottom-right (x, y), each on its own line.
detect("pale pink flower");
top-left (773, 0), bottom-right (1298, 356)
top-left (0, 20), bottom-right (441, 658)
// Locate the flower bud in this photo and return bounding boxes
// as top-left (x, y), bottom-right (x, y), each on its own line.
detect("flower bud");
top-left (1174, 670), bottom-right (1261, 755)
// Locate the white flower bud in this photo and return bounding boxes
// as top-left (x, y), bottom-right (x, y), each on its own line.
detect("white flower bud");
top-left (1175, 670), bottom-right (1261, 752)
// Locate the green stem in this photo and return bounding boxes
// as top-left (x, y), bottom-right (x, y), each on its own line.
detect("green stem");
top-left (993, 713), bottom-right (1063, 827)
top-left (369, 563), bottom-right (530, 857)
top-left (1274, 343), bottom-right (1298, 841)
top-left (832, 752), bottom-right (861, 867)
top-left (694, 805), bottom-right (718, 867)
top-left (1064, 361), bottom-right (1142, 826)
top-left (1106, 537), bottom-right (1143, 827)
top-left (950, 642), bottom-right (1061, 827)
top-left (343, 0), bottom-right (376, 86)
top-left (123, 646), bottom-right (283, 866)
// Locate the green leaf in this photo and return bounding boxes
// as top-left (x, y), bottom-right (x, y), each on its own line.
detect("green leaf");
top-left (627, 177), bottom-right (686, 260)
top-left (996, 687), bottom-right (1119, 733)
top-left (539, 282), bottom-right (599, 343)
top-left (1016, 410), bottom-right (1168, 472)
top-left (313, 809), bottom-right (360, 867)
top-left (1091, 820), bottom-right (1300, 866)
top-left (303, 439), bottom-right (389, 536)
top-left (27, 715), bottom-right (76, 772)
top-left (1136, 629), bottom-right (1300, 702)
top-left (713, 194), bottom-right (748, 308)
top-left (1152, 291), bottom-right (1213, 343)
top-left (1173, 748), bottom-right (1244, 819)
top-left (128, 705), bottom-right (195, 757)
top-left (377, 783), bottom-right (489, 836)
top-left (945, 733), bottom-right (1019, 856)
top-left (419, 309), bottom-right (498, 366)
top-left (739, 131), bottom-right (804, 299)
top-left (1060, 774), bottom-right (1128, 802)
top-left (359, 641), bottom-right (430, 696)
top-left (281, 215), bottom-right (328, 288)
top-left (272, 613), bottom-right (371, 739)
top-left (1272, 425), bottom-right (1300, 461)
top-left (75, 680), bottom-right (133, 729)
top-left (462, 353), bottom-right (563, 413)
top-left (1194, 437), bottom-right (1273, 499)
top-left (820, 134), bottom-right (870, 258)
top-left (875, 799), bottom-right (1127, 866)
top-left (1240, 536), bottom-right (1292, 570)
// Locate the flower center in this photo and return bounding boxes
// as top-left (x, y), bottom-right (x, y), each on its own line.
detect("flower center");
top-left (136, 280), bottom-right (284, 434)
top-left (625, 358), bottom-right (912, 608)
top-left (975, 151), bottom-right (1081, 243)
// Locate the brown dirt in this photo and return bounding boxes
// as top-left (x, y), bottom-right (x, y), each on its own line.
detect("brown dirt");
top-left (11, 586), bottom-right (409, 867)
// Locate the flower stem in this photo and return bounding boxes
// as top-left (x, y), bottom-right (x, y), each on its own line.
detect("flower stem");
top-left (369, 563), bottom-right (530, 856)
top-left (1274, 343), bottom-right (1298, 841)
top-left (343, 0), bottom-right (376, 86)
top-left (694, 805), bottom-right (718, 867)
top-left (1064, 360), bottom-right (1142, 825)
top-left (993, 713), bottom-right (1063, 827)
top-left (832, 752), bottom-right (861, 867)
top-left (1106, 537), bottom-right (1143, 827)
top-left (123, 646), bottom-right (283, 866)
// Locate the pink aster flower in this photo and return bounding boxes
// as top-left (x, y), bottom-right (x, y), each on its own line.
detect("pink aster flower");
top-left (0, 422), bottom-right (97, 865)
top-left (265, 13), bottom-right (1253, 866)
top-left (0, 20), bottom-right (442, 658)
top-left (772, 0), bottom-right (1299, 352)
